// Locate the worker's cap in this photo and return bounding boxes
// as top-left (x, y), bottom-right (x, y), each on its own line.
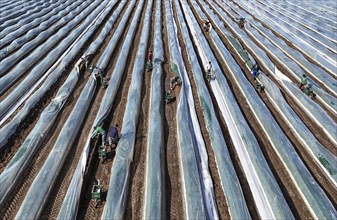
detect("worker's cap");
top-left (302, 74), bottom-right (306, 77)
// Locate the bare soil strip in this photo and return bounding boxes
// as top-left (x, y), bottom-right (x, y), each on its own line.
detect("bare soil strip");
top-left (162, 1), bottom-right (185, 218)
top-left (172, 0), bottom-right (230, 218)
top-left (1, 1), bottom-right (336, 219)
top-left (0, 2), bottom-right (131, 219)
top-left (201, 0), bottom-right (337, 214)
top-left (75, 1), bottom-right (146, 219)
top-left (124, 0), bottom-right (156, 219)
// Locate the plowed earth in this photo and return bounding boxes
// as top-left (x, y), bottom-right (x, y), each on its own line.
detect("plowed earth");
top-left (0, 0), bottom-right (336, 219)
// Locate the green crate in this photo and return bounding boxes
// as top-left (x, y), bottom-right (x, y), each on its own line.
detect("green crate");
top-left (98, 145), bottom-right (106, 158)
top-left (91, 184), bottom-right (102, 201)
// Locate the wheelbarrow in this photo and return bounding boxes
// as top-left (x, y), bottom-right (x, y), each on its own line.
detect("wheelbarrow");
top-left (302, 86), bottom-right (316, 99)
top-left (206, 70), bottom-right (216, 81)
top-left (165, 91), bottom-right (176, 104)
top-left (91, 180), bottom-right (102, 208)
top-left (98, 145), bottom-right (107, 162)
top-left (145, 60), bottom-right (153, 72)
top-left (254, 80), bottom-right (264, 93)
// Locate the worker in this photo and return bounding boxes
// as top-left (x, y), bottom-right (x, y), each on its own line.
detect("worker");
top-left (299, 74), bottom-right (308, 90)
top-left (203, 20), bottom-right (212, 32)
top-left (251, 63), bottom-right (260, 79)
top-left (206, 61), bottom-right (213, 80)
top-left (89, 66), bottom-right (108, 88)
top-left (148, 50), bottom-right (153, 63)
top-left (108, 124), bottom-right (121, 147)
top-left (91, 125), bottom-right (106, 146)
top-left (165, 89), bottom-right (176, 104)
top-left (80, 54), bottom-right (91, 69)
top-left (254, 79), bottom-right (264, 92)
top-left (238, 17), bottom-right (246, 28)
top-left (170, 76), bottom-right (180, 90)
top-left (146, 50), bottom-right (154, 71)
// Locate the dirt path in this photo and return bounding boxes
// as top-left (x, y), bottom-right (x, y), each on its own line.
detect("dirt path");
top-left (0, 2), bottom-right (129, 219)
top-left (0, 1), bottom-right (118, 167)
top-left (162, 1), bottom-right (184, 219)
top-left (0, 1), bottom-right (97, 102)
top-left (172, 0), bottom-right (230, 219)
top-left (75, 1), bottom-right (145, 219)
top-left (40, 2), bottom-right (137, 218)
top-left (228, 0), bottom-right (337, 82)
top-left (210, 0), bottom-right (337, 120)
top-left (124, 0), bottom-right (155, 219)
top-left (196, 0), bottom-right (337, 216)
top-left (1, 1), bottom-right (336, 219)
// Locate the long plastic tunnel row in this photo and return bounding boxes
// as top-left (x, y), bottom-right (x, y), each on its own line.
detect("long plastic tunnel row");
top-left (203, 0), bottom-right (337, 146)
top-left (199, 0), bottom-right (337, 183)
top-left (142, 0), bottom-right (165, 219)
top-left (233, 0), bottom-right (336, 75)
top-left (0, 0), bottom-right (108, 118)
top-left (244, 0), bottom-right (337, 56)
top-left (0, 0), bottom-right (117, 148)
top-left (214, 0), bottom-right (337, 115)
top-left (1, 0), bottom-right (80, 59)
top-left (57, 0), bottom-right (133, 218)
top-left (268, 0), bottom-right (337, 36)
top-left (98, 0), bottom-right (165, 219)
top-left (12, 0), bottom-right (124, 217)
top-left (0, 0), bottom-right (119, 215)
top-left (192, 0), bottom-right (336, 219)
top-left (0, 0), bottom-right (47, 25)
top-left (258, 0), bottom-right (336, 43)
top-left (226, 0), bottom-right (337, 97)
top-left (181, 0), bottom-right (296, 219)
top-left (1, 0), bottom-right (336, 219)
top-left (174, 1), bottom-right (252, 219)
top-left (167, 1), bottom-right (218, 219)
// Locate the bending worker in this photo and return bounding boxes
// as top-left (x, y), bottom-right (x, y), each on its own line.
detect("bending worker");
top-left (148, 50), bottom-right (153, 63)
top-left (108, 124), bottom-right (121, 147)
top-left (251, 63), bottom-right (260, 79)
top-left (203, 20), bottom-right (212, 32)
top-left (299, 74), bottom-right (308, 89)
top-left (91, 125), bottom-right (106, 146)
top-left (206, 61), bottom-right (213, 80)
top-left (170, 76), bottom-right (180, 90)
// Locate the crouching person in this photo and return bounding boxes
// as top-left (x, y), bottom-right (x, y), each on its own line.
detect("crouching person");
top-left (108, 124), bottom-right (121, 148)
top-left (91, 125), bottom-right (106, 146)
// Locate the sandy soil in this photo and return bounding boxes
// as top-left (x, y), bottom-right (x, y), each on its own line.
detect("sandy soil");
top-left (123, 0), bottom-right (154, 219)
top-left (173, 1), bottom-right (231, 219)
top-left (1, 0), bottom-right (336, 219)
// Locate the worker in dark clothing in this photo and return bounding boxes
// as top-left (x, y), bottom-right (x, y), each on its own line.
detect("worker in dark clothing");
top-left (250, 63), bottom-right (264, 92)
top-left (89, 66), bottom-right (108, 88)
top-left (251, 63), bottom-right (260, 79)
top-left (206, 61), bottom-right (213, 80)
top-left (203, 20), bottom-right (212, 32)
top-left (239, 17), bottom-right (246, 28)
top-left (170, 76), bottom-right (181, 90)
top-left (298, 74), bottom-right (315, 98)
top-left (91, 125), bottom-right (106, 146)
top-left (108, 124), bottom-right (121, 147)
